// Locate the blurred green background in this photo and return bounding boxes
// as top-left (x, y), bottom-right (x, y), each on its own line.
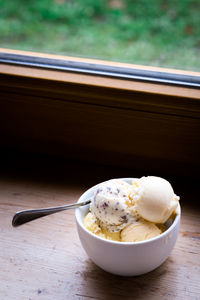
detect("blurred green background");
top-left (0, 0), bottom-right (199, 71)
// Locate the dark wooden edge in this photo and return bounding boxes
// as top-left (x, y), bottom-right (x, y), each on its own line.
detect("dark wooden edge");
top-left (0, 50), bottom-right (200, 176)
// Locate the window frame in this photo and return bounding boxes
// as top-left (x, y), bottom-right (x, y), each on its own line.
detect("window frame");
top-left (0, 48), bottom-right (200, 176)
top-left (1, 48), bottom-right (200, 98)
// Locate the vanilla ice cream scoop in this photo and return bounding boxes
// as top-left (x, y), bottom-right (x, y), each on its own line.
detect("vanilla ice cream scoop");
top-left (91, 179), bottom-right (135, 230)
top-left (121, 219), bottom-right (162, 242)
top-left (133, 176), bottom-right (179, 224)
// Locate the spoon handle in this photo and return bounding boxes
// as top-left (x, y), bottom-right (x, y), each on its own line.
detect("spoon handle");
top-left (12, 200), bottom-right (91, 227)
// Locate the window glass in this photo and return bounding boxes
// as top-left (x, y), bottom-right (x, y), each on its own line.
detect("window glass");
top-left (0, 0), bottom-right (199, 71)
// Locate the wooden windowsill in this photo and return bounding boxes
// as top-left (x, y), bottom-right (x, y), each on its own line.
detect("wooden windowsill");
top-left (1, 155), bottom-right (199, 299)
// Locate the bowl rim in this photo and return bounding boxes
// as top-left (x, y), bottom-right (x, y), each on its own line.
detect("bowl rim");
top-left (75, 177), bottom-right (181, 246)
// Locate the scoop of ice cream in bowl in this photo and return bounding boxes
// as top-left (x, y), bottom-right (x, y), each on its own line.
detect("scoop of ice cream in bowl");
top-left (75, 176), bottom-right (180, 276)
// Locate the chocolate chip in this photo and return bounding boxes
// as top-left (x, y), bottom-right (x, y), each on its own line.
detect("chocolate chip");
top-left (102, 202), bottom-right (108, 208)
top-left (96, 188), bottom-right (102, 194)
top-left (121, 215), bottom-right (128, 223)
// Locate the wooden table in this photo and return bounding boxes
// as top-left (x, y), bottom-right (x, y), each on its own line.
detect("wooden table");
top-left (0, 155), bottom-right (200, 300)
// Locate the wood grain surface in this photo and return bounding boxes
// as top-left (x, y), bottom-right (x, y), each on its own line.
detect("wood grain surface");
top-left (0, 155), bottom-right (199, 300)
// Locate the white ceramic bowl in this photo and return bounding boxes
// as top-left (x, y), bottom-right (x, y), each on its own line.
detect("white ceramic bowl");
top-left (75, 178), bottom-right (181, 276)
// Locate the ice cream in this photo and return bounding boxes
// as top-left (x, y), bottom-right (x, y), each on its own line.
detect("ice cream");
top-left (132, 176), bottom-right (179, 223)
top-left (84, 176), bottom-right (179, 242)
top-left (91, 179), bottom-right (137, 232)
top-left (84, 212), bottom-right (121, 241)
top-left (121, 219), bottom-right (162, 242)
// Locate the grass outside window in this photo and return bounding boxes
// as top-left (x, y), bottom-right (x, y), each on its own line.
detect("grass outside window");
top-left (0, 0), bottom-right (200, 71)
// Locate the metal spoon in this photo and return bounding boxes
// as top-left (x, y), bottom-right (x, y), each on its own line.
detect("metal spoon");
top-left (12, 199), bottom-right (91, 227)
